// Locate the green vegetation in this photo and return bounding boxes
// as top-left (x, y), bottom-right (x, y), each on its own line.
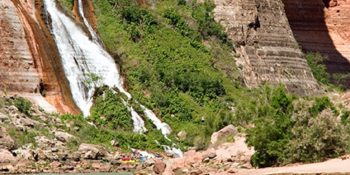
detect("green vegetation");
top-left (56, 0), bottom-right (350, 168)
top-left (90, 88), bottom-right (133, 131)
top-left (13, 97), bottom-right (32, 116)
top-left (58, 0), bottom-right (74, 12)
top-left (60, 112), bottom-right (171, 152)
top-left (92, 0), bottom-right (239, 150)
top-left (245, 88), bottom-right (348, 167)
top-left (305, 52), bottom-right (349, 90)
top-left (305, 52), bottom-right (331, 85)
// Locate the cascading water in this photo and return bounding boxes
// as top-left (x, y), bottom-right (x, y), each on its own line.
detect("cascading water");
top-left (77, 0), bottom-right (98, 42)
top-left (44, 0), bottom-right (173, 136)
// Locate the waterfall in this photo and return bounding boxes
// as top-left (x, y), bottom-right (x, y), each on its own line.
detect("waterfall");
top-left (44, 0), bottom-right (172, 136)
top-left (77, 0), bottom-right (98, 42)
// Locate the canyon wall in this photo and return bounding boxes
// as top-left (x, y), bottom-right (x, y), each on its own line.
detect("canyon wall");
top-left (0, 0), bottom-right (79, 113)
top-left (213, 0), bottom-right (320, 95)
top-left (0, 0), bottom-right (40, 93)
top-left (283, 0), bottom-right (350, 88)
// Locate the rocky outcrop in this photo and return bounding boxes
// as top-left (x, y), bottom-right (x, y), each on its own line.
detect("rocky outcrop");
top-left (0, 0), bottom-right (40, 93)
top-left (0, 96), bottom-right (137, 174)
top-left (1, 0), bottom-right (80, 114)
top-left (213, 0), bottom-right (320, 95)
top-left (283, 0), bottom-right (350, 88)
top-left (210, 124), bottom-right (237, 146)
top-left (161, 135), bottom-right (254, 175)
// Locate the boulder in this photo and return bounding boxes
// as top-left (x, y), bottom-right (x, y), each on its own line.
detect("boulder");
top-left (144, 158), bottom-right (155, 167)
top-left (78, 143), bottom-right (108, 160)
top-left (0, 127), bottom-right (15, 150)
top-left (153, 159), bottom-right (166, 174)
top-left (202, 152), bottom-right (217, 160)
top-left (19, 117), bottom-right (38, 127)
top-left (173, 167), bottom-right (189, 175)
top-left (0, 149), bottom-right (16, 163)
top-left (0, 112), bottom-right (9, 122)
top-left (13, 147), bottom-right (33, 160)
top-left (190, 169), bottom-right (203, 175)
top-left (210, 125), bottom-right (237, 145)
top-left (177, 131), bottom-right (187, 141)
top-left (54, 131), bottom-right (74, 142)
top-left (0, 164), bottom-right (14, 172)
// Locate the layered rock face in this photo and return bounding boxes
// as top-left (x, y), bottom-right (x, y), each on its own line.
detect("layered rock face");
top-left (283, 0), bottom-right (350, 88)
top-left (213, 0), bottom-right (320, 95)
top-left (0, 0), bottom-right (79, 113)
top-left (0, 0), bottom-right (40, 92)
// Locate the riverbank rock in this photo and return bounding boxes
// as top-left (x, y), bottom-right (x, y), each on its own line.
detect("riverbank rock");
top-left (153, 159), bottom-right (166, 174)
top-left (54, 131), bottom-right (75, 142)
top-left (0, 127), bottom-right (15, 150)
top-left (0, 149), bottom-right (16, 163)
top-left (78, 143), bottom-right (108, 160)
top-left (210, 125), bottom-right (237, 145)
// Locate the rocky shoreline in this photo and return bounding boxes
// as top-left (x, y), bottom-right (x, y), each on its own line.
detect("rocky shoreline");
top-left (0, 95), bottom-right (256, 175)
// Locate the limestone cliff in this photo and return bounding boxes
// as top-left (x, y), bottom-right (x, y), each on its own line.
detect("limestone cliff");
top-left (213, 0), bottom-right (320, 95)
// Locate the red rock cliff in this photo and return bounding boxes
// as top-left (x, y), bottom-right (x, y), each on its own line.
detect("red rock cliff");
top-left (213, 0), bottom-right (320, 95)
top-left (0, 0), bottom-right (40, 93)
top-left (0, 0), bottom-right (80, 114)
top-left (283, 0), bottom-right (350, 88)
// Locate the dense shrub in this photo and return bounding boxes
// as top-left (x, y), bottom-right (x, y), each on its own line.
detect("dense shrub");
top-left (163, 9), bottom-right (199, 40)
top-left (13, 97), bottom-right (32, 116)
top-left (89, 89), bottom-right (133, 131)
top-left (246, 87), bottom-right (294, 167)
top-left (305, 52), bottom-right (331, 85)
top-left (288, 109), bottom-right (346, 163)
top-left (192, 0), bottom-right (231, 45)
top-left (246, 90), bottom-right (348, 167)
top-left (309, 96), bottom-right (333, 117)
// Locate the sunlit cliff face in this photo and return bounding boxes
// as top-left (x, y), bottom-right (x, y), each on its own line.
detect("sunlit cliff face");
top-left (283, 0), bottom-right (350, 88)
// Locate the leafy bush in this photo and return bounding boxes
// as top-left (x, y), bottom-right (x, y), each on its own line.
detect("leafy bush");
top-left (246, 87), bottom-right (294, 167)
top-left (309, 96), bottom-right (333, 117)
top-left (191, 0), bottom-right (231, 45)
top-left (305, 52), bottom-right (331, 85)
top-left (246, 90), bottom-right (348, 167)
top-left (121, 6), bottom-right (158, 26)
top-left (163, 9), bottom-right (199, 40)
top-left (89, 89), bottom-right (133, 131)
top-left (288, 109), bottom-right (346, 163)
top-left (13, 97), bottom-right (32, 116)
